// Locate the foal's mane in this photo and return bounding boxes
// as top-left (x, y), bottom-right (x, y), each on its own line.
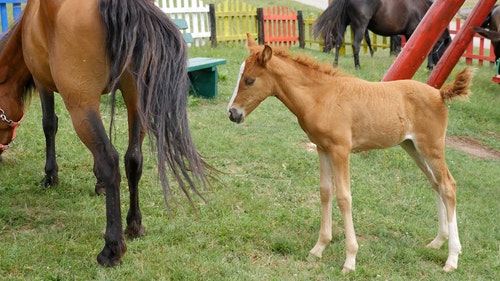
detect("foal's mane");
top-left (250, 45), bottom-right (351, 78)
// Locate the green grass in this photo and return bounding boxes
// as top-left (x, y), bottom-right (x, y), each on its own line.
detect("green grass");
top-left (1, 35), bottom-right (499, 281)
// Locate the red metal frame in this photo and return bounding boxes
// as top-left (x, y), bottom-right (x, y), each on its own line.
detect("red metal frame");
top-left (382, 0), bottom-right (497, 87)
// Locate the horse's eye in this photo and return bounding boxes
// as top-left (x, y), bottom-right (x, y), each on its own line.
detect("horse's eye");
top-left (244, 77), bottom-right (255, 85)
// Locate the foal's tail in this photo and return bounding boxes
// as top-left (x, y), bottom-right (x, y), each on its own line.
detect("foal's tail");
top-left (440, 67), bottom-right (475, 101)
top-left (313, 0), bottom-right (348, 48)
top-left (98, 0), bottom-right (208, 206)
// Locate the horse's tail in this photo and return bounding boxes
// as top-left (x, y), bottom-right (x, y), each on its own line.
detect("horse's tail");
top-left (313, 0), bottom-right (348, 48)
top-left (440, 67), bottom-right (475, 101)
top-left (98, 0), bottom-right (208, 206)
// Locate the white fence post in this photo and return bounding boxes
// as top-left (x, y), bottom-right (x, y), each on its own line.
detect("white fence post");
top-left (155, 0), bottom-right (211, 46)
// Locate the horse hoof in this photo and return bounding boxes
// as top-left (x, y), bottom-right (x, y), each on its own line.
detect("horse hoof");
top-left (443, 264), bottom-right (457, 272)
top-left (95, 182), bottom-right (106, 195)
top-left (97, 239), bottom-right (127, 267)
top-left (306, 253), bottom-right (320, 262)
top-left (40, 175), bottom-right (59, 188)
top-left (125, 222), bottom-right (146, 239)
top-left (342, 266), bottom-right (355, 274)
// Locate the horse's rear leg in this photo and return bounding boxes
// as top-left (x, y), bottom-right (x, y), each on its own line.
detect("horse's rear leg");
top-left (121, 76), bottom-right (146, 239)
top-left (351, 27), bottom-right (365, 69)
top-left (124, 113), bottom-right (146, 238)
top-left (364, 30), bottom-right (374, 57)
top-left (67, 107), bottom-right (126, 267)
top-left (39, 87), bottom-right (59, 187)
top-left (400, 140), bottom-right (460, 271)
top-left (333, 28), bottom-right (346, 67)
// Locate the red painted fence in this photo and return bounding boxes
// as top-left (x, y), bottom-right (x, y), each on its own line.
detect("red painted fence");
top-left (450, 18), bottom-right (496, 66)
top-left (262, 6), bottom-right (298, 46)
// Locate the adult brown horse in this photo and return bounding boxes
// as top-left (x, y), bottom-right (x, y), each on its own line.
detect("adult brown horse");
top-left (313, 0), bottom-right (451, 69)
top-left (228, 34), bottom-right (473, 273)
top-left (0, 0), bottom-right (208, 266)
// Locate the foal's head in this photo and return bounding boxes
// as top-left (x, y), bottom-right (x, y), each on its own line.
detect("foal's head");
top-left (227, 34), bottom-right (275, 124)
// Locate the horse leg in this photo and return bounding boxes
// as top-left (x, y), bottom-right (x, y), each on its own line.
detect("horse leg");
top-left (364, 30), bottom-right (374, 57)
top-left (310, 149), bottom-right (334, 258)
top-left (351, 27), bottom-right (365, 69)
top-left (121, 75), bottom-right (146, 239)
top-left (390, 36), bottom-right (402, 56)
top-left (400, 140), bottom-right (460, 271)
top-left (123, 114), bottom-right (146, 238)
top-left (38, 86), bottom-right (59, 187)
top-left (333, 27), bottom-right (347, 67)
top-left (331, 147), bottom-right (357, 273)
top-left (66, 106), bottom-right (125, 267)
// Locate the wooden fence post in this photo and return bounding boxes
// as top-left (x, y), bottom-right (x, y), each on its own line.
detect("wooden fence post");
top-left (209, 4), bottom-right (217, 47)
top-left (257, 8), bottom-right (264, 45)
top-left (298, 10), bottom-right (305, 48)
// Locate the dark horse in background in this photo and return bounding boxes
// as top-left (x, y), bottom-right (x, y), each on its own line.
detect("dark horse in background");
top-left (0, 0), bottom-right (209, 266)
top-left (473, 5), bottom-right (500, 60)
top-left (314, 0), bottom-right (452, 69)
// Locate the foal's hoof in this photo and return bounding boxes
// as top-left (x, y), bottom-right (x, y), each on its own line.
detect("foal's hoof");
top-left (306, 253), bottom-right (321, 262)
top-left (443, 264), bottom-right (457, 272)
top-left (95, 182), bottom-right (106, 195)
top-left (97, 239), bottom-right (127, 267)
top-left (342, 266), bottom-right (355, 274)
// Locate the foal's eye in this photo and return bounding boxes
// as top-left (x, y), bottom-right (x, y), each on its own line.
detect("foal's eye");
top-left (244, 77), bottom-right (255, 85)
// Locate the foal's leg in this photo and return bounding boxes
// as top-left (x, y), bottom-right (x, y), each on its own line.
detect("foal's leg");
top-left (120, 76), bottom-right (146, 238)
top-left (311, 148), bottom-right (358, 273)
top-left (321, 147), bottom-right (358, 273)
top-left (400, 140), bottom-right (460, 271)
top-left (65, 105), bottom-right (125, 267)
top-left (38, 87), bottom-right (59, 187)
top-left (310, 150), bottom-right (334, 258)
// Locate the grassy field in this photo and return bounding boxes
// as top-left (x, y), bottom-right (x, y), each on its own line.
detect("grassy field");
top-left (1, 2), bottom-right (500, 281)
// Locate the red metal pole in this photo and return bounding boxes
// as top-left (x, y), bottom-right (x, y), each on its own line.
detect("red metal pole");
top-left (382, 0), bottom-right (465, 81)
top-left (427, 0), bottom-right (497, 88)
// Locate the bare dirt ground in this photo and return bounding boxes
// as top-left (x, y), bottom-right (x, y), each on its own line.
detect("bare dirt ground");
top-left (446, 135), bottom-right (500, 160)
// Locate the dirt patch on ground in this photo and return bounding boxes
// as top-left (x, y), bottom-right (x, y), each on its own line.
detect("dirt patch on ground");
top-left (302, 135), bottom-right (500, 160)
top-left (445, 136), bottom-right (500, 160)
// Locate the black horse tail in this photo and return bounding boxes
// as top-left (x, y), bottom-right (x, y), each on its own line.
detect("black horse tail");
top-left (313, 0), bottom-right (348, 49)
top-left (98, 0), bottom-right (208, 206)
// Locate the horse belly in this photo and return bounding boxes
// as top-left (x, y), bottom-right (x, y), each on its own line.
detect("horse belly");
top-left (350, 104), bottom-right (408, 151)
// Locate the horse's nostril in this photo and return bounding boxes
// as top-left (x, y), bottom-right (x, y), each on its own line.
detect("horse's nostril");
top-left (228, 108), bottom-right (243, 123)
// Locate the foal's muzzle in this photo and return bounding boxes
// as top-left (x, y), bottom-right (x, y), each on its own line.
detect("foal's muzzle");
top-left (228, 108), bottom-right (244, 124)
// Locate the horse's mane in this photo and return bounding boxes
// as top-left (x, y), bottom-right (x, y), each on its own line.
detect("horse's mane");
top-left (0, 20), bottom-right (20, 54)
top-left (0, 19), bottom-right (34, 106)
top-left (250, 45), bottom-right (351, 78)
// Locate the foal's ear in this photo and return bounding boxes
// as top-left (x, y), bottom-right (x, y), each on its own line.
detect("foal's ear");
top-left (246, 33), bottom-right (258, 47)
top-left (260, 45), bottom-right (272, 66)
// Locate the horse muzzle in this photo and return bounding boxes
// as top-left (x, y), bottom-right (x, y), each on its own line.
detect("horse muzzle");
top-left (228, 107), bottom-right (244, 124)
